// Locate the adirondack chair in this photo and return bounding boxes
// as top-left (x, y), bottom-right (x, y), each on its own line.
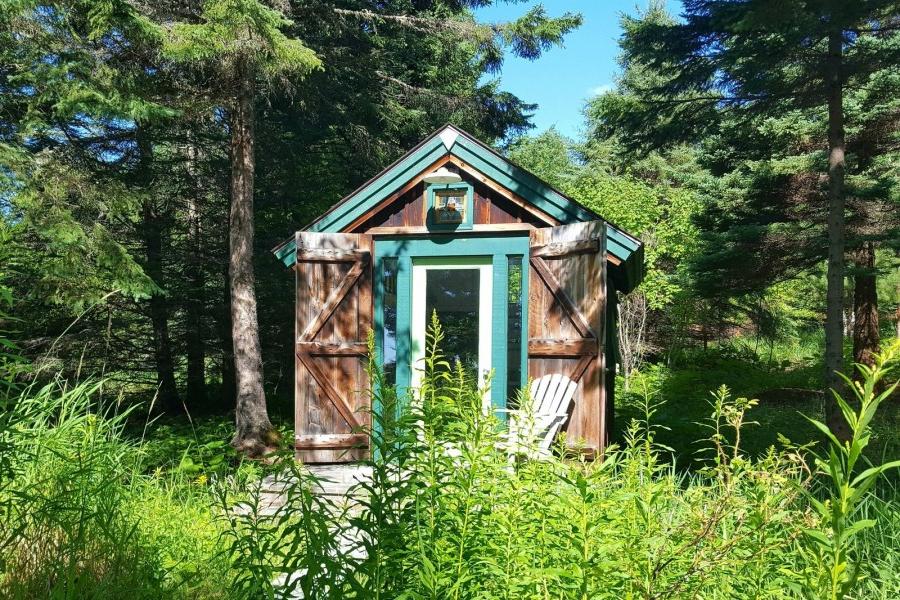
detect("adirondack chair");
top-left (499, 374), bottom-right (577, 460)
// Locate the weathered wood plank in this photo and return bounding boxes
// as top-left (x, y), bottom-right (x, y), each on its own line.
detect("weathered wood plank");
top-left (528, 227), bottom-right (548, 341)
top-left (294, 232), bottom-right (372, 463)
top-left (296, 342), bottom-right (368, 356)
top-left (299, 258), bottom-right (367, 342)
top-left (297, 351), bottom-right (361, 430)
top-left (528, 338), bottom-right (598, 356)
top-left (527, 221), bottom-right (606, 456)
top-left (295, 434), bottom-right (368, 449)
top-left (530, 255), bottom-right (594, 339)
top-left (475, 186), bottom-right (492, 224)
top-left (531, 238), bottom-right (600, 259)
top-left (364, 223), bottom-right (538, 235)
top-left (296, 247), bottom-right (370, 262)
top-left (489, 197), bottom-right (517, 224)
top-left (357, 235), bottom-right (374, 336)
top-left (569, 354), bottom-right (593, 384)
top-left (344, 155), bottom-right (450, 232)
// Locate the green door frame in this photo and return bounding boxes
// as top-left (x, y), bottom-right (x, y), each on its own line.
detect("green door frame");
top-left (373, 234), bottom-right (530, 417)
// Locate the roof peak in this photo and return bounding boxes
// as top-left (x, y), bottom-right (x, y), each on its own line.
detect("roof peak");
top-left (438, 126), bottom-right (459, 150)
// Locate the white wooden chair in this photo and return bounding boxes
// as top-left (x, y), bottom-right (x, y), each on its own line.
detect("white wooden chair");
top-left (499, 374), bottom-right (577, 460)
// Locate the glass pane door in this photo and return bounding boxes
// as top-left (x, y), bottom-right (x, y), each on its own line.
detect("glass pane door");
top-left (425, 268), bottom-right (480, 374)
top-left (411, 258), bottom-right (493, 407)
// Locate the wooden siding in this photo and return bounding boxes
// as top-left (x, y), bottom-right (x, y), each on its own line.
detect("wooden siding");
top-left (355, 167), bottom-right (549, 232)
top-left (527, 222), bottom-right (606, 456)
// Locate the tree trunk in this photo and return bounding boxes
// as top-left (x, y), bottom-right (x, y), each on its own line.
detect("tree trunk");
top-left (852, 242), bottom-right (879, 370)
top-left (185, 140), bottom-right (206, 406)
top-left (895, 265), bottom-right (899, 339)
top-left (824, 29), bottom-right (850, 440)
top-left (228, 61), bottom-right (275, 455)
top-left (617, 291), bottom-right (647, 391)
top-left (144, 200), bottom-right (181, 414)
top-left (137, 130), bottom-right (180, 414)
top-left (221, 261), bottom-right (236, 408)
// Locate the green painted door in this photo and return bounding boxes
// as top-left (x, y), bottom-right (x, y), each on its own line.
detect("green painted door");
top-left (374, 235), bottom-right (529, 416)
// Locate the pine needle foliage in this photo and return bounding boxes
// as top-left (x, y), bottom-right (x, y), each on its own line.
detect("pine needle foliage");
top-left (164, 0), bottom-right (322, 87)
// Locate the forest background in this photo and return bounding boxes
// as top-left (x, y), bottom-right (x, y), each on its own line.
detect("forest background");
top-left (1, 0), bottom-right (898, 454)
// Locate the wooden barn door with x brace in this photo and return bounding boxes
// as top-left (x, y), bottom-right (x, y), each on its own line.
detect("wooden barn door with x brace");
top-left (294, 231), bottom-right (373, 462)
top-left (527, 221), bottom-right (607, 456)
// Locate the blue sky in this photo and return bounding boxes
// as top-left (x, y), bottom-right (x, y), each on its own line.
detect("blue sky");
top-left (474, 1), bottom-right (682, 140)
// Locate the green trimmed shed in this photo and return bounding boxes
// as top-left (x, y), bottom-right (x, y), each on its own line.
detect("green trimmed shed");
top-left (274, 125), bottom-right (643, 462)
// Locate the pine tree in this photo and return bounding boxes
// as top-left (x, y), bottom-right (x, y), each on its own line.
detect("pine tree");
top-left (601, 0), bottom-right (900, 438)
top-left (165, 0), bottom-right (322, 454)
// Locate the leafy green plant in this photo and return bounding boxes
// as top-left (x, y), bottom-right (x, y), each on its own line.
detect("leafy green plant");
top-left (215, 457), bottom-right (344, 600)
top-left (797, 340), bottom-right (900, 599)
top-left (0, 378), bottom-right (230, 598)
top-left (3, 321), bottom-right (897, 599)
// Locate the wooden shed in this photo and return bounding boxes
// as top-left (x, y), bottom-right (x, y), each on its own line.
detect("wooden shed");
top-left (273, 125), bottom-right (643, 463)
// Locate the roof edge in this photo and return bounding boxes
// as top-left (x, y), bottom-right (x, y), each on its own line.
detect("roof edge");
top-left (272, 123), bottom-right (645, 291)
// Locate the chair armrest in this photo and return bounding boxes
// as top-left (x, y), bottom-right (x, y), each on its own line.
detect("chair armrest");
top-left (494, 409), bottom-right (567, 418)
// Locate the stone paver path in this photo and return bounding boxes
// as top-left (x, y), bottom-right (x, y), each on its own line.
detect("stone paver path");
top-left (261, 464), bottom-right (373, 598)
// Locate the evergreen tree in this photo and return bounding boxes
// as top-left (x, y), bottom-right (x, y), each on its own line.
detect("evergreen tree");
top-left (0, 0), bottom-right (166, 308)
top-left (2, 0), bottom-right (583, 441)
top-left (0, 0), bottom-right (181, 400)
top-left (165, 0), bottom-right (322, 454)
top-left (599, 0), bottom-right (900, 437)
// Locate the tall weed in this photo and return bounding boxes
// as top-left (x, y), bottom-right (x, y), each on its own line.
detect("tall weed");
top-left (1, 321), bottom-right (896, 599)
top-left (794, 340), bottom-right (900, 599)
top-left (218, 322), bottom-right (900, 599)
top-left (0, 380), bottom-right (229, 598)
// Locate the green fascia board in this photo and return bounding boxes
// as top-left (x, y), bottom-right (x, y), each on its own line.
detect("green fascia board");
top-left (271, 135), bottom-right (446, 266)
top-left (450, 137), bottom-right (595, 223)
top-left (451, 135), bottom-right (641, 256)
top-left (448, 136), bottom-right (644, 292)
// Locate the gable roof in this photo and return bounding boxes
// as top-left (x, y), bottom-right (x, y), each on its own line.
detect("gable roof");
top-left (273, 124), bottom-right (644, 292)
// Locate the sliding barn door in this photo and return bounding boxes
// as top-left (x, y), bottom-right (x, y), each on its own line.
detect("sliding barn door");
top-left (294, 232), bottom-right (373, 462)
top-left (528, 221), bottom-right (607, 455)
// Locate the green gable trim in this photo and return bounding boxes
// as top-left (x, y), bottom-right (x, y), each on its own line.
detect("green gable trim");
top-left (310, 140), bottom-right (447, 234)
top-left (273, 125), bottom-right (645, 293)
top-left (450, 136), bottom-right (595, 224)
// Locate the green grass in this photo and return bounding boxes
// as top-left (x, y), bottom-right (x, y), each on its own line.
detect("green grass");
top-left (126, 415), bottom-right (293, 486)
top-left (0, 381), bottom-right (232, 598)
top-left (2, 330), bottom-right (898, 598)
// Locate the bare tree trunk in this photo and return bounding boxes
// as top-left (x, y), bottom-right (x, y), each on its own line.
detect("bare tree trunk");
top-left (824, 29), bottom-right (850, 440)
top-left (144, 200), bottom-right (181, 414)
top-left (617, 292), bottom-right (648, 391)
top-left (221, 261), bottom-right (236, 408)
top-left (185, 140), bottom-right (206, 406)
top-left (229, 62), bottom-right (275, 454)
top-left (852, 242), bottom-right (879, 370)
top-left (895, 264), bottom-right (899, 339)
